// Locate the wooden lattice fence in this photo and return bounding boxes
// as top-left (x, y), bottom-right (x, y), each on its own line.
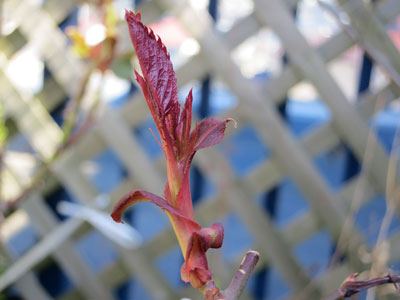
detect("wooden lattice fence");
top-left (1, 0), bottom-right (400, 299)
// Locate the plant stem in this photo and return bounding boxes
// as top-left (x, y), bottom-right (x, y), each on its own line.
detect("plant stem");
top-left (218, 250), bottom-right (260, 300)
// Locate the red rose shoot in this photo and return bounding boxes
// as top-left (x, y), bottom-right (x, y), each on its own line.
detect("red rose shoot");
top-left (112, 10), bottom-right (258, 299)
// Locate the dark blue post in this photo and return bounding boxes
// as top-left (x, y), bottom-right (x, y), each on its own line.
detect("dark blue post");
top-left (134, 0), bottom-right (144, 7)
top-left (342, 0), bottom-right (375, 182)
top-left (358, 55), bottom-right (373, 94)
top-left (342, 54), bottom-right (373, 181)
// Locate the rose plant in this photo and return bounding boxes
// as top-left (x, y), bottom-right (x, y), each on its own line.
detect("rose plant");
top-left (111, 10), bottom-right (244, 299)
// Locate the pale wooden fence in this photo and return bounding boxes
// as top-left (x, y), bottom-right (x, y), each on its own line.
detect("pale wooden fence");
top-left (1, 0), bottom-right (400, 299)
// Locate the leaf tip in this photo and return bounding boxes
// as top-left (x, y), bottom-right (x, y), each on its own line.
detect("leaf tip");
top-left (110, 209), bottom-right (124, 223)
top-left (226, 118), bottom-right (237, 128)
top-left (134, 69), bottom-right (143, 81)
top-left (125, 9), bottom-right (141, 23)
top-left (111, 190), bottom-right (142, 224)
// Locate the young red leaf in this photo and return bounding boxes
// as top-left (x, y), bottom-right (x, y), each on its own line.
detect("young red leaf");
top-left (112, 189), bottom-right (201, 254)
top-left (126, 11), bottom-right (184, 198)
top-left (125, 11), bottom-right (180, 119)
top-left (194, 118), bottom-right (236, 151)
top-left (176, 89), bottom-right (194, 156)
top-left (111, 190), bottom-right (196, 226)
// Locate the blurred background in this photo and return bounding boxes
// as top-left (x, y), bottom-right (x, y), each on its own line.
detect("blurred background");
top-left (1, 0), bottom-right (400, 299)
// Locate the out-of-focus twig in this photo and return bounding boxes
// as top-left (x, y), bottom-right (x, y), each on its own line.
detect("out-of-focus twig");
top-left (366, 124), bottom-right (400, 300)
top-left (376, 125), bottom-right (400, 245)
top-left (0, 65), bottom-right (99, 218)
top-left (319, 2), bottom-right (400, 298)
top-left (0, 101), bottom-right (8, 223)
top-left (59, 64), bottom-right (96, 151)
top-left (329, 91), bottom-right (387, 268)
top-left (0, 0), bottom-right (119, 218)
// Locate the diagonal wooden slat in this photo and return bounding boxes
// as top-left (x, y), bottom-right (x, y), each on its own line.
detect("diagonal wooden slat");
top-left (0, 217), bottom-right (83, 292)
top-left (13, 272), bottom-right (53, 300)
top-left (258, 0), bottom-right (400, 107)
top-left (7, 0), bottom-right (84, 95)
top-left (97, 108), bottom-right (164, 194)
top-left (253, 0), bottom-right (390, 193)
top-left (337, 0), bottom-right (400, 86)
top-left (20, 195), bottom-right (116, 300)
top-left (0, 70), bottom-right (62, 160)
top-left (196, 146), bottom-right (321, 296)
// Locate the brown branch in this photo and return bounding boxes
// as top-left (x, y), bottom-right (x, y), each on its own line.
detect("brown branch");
top-left (0, 0), bottom-right (116, 221)
top-left (60, 64), bottom-right (95, 147)
top-left (0, 67), bottom-right (99, 218)
top-left (322, 273), bottom-right (400, 300)
top-left (214, 250), bottom-right (259, 300)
